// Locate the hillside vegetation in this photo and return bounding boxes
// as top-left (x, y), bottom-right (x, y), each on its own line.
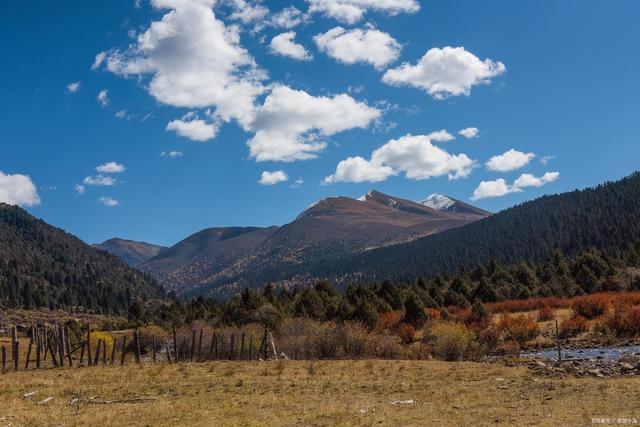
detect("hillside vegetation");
top-left (0, 204), bottom-right (164, 313)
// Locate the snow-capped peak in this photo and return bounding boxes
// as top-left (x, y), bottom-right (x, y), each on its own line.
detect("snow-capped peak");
top-left (357, 190), bottom-right (375, 202)
top-left (420, 194), bottom-right (455, 211)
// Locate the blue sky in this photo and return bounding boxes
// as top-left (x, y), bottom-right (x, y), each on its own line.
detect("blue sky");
top-left (1, 0), bottom-right (639, 246)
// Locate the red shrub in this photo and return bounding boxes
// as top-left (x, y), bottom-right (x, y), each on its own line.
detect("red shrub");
top-left (606, 304), bottom-right (640, 337)
top-left (497, 313), bottom-right (539, 344)
top-left (424, 308), bottom-right (441, 321)
top-left (572, 295), bottom-right (612, 319)
top-left (396, 323), bottom-right (417, 344)
top-left (560, 315), bottom-right (589, 337)
top-left (537, 305), bottom-right (555, 321)
top-left (377, 311), bottom-right (402, 331)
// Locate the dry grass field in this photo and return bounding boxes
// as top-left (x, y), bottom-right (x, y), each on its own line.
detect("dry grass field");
top-left (1, 360), bottom-right (639, 426)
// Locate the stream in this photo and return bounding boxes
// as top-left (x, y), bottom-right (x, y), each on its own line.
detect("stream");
top-left (526, 345), bottom-right (640, 361)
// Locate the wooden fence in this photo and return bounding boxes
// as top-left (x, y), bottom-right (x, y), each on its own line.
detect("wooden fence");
top-left (0, 324), bottom-right (281, 374)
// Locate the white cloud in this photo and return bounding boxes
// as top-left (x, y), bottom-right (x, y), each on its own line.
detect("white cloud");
top-left (83, 175), bottom-right (117, 186)
top-left (514, 171), bottom-right (560, 188)
top-left (0, 171), bottom-right (40, 207)
top-left (486, 149), bottom-right (535, 172)
top-left (323, 156), bottom-right (394, 184)
top-left (115, 109), bottom-right (128, 119)
top-left (540, 155), bottom-right (555, 165)
top-left (269, 6), bottom-right (308, 28)
top-left (291, 177), bottom-right (304, 188)
top-left (459, 127), bottom-right (479, 139)
top-left (314, 26), bottom-right (401, 69)
top-left (270, 32), bottom-right (312, 61)
top-left (259, 170), bottom-right (289, 185)
top-left (67, 81), bottom-right (81, 93)
top-left (97, 90), bottom-right (109, 107)
top-left (101, 0), bottom-right (265, 125)
top-left (427, 129), bottom-right (455, 142)
top-left (98, 197), bottom-right (120, 207)
top-left (307, 0), bottom-right (419, 24)
top-left (166, 111), bottom-right (220, 142)
top-left (246, 85), bottom-right (380, 162)
top-left (74, 184), bottom-right (86, 195)
top-left (96, 162), bottom-right (126, 173)
top-left (324, 133), bottom-right (476, 184)
top-left (92, 52), bottom-right (106, 70)
top-left (382, 46), bottom-right (506, 99)
top-left (471, 171), bottom-right (560, 200)
top-left (135, 0), bottom-right (142, 9)
top-left (160, 150), bottom-right (184, 158)
top-left (228, 0), bottom-right (269, 24)
top-left (471, 178), bottom-right (519, 201)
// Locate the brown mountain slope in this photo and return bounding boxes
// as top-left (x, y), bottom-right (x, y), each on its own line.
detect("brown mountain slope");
top-left (141, 190), bottom-right (489, 296)
top-left (93, 238), bottom-right (166, 266)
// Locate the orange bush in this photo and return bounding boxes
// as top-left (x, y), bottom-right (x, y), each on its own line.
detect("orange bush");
top-left (424, 308), bottom-right (441, 321)
top-left (537, 305), bottom-right (555, 321)
top-left (606, 304), bottom-right (640, 337)
top-left (486, 291), bottom-right (640, 315)
top-left (396, 323), bottom-right (417, 344)
top-left (572, 295), bottom-right (612, 319)
top-left (560, 315), bottom-right (589, 337)
top-left (497, 313), bottom-right (539, 344)
top-left (377, 311), bottom-right (402, 331)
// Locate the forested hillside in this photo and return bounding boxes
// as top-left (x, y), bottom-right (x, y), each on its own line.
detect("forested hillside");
top-left (0, 204), bottom-right (164, 313)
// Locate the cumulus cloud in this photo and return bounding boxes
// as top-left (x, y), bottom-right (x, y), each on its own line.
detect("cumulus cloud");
top-left (514, 172), bottom-right (560, 188)
top-left (246, 85), bottom-right (380, 162)
top-left (83, 175), bottom-right (117, 186)
top-left (270, 32), bottom-right (312, 61)
top-left (74, 184), bottom-right (86, 195)
top-left (100, 0), bottom-right (266, 125)
top-left (427, 129), bottom-right (455, 142)
top-left (160, 150), bottom-right (184, 158)
top-left (259, 170), bottom-right (289, 185)
top-left (382, 46), bottom-right (506, 99)
top-left (459, 127), bottom-right (479, 139)
top-left (324, 133), bottom-right (475, 184)
top-left (307, 0), bottom-right (419, 24)
top-left (486, 149), bottom-right (535, 172)
top-left (314, 26), bottom-right (401, 69)
top-left (0, 171), bottom-right (41, 207)
top-left (166, 111), bottom-right (220, 142)
top-left (269, 6), bottom-right (308, 28)
top-left (228, 0), bottom-right (268, 24)
top-left (92, 52), bottom-right (106, 70)
top-left (115, 109), bottom-right (128, 119)
top-left (471, 171), bottom-right (560, 200)
top-left (97, 89), bottom-right (109, 107)
top-left (98, 197), bottom-right (120, 207)
top-left (96, 162), bottom-right (126, 173)
top-left (67, 81), bottom-right (81, 93)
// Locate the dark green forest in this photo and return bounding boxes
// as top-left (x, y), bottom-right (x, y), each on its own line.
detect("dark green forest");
top-left (143, 243), bottom-right (640, 328)
top-left (0, 203), bottom-right (164, 313)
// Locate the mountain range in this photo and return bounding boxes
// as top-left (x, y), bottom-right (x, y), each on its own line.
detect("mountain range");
top-left (130, 191), bottom-right (488, 296)
top-left (93, 238), bottom-right (166, 267)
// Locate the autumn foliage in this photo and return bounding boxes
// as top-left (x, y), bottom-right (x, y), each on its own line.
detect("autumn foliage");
top-left (560, 315), bottom-right (589, 337)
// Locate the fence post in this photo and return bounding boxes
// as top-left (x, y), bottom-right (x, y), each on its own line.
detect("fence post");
top-left (1, 346), bottom-right (5, 374)
top-left (249, 334), bottom-right (254, 360)
top-left (198, 329), bottom-right (203, 361)
top-left (11, 326), bottom-right (17, 364)
top-left (230, 334), bottom-right (235, 360)
top-left (58, 326), bottom-right (65, 367)
top-left (165, 339), bottom-right (172, 364)
top-left (94, 339), bottom-right (102, 366)
top-left (36, 335), bottom-right (41, 369)
top-left (66, 327), bottom-right (73, 367)
top-left (13, 341), bottom-right (19, 372)
top-left (134, 330), bottom-right (141, 363)
top-left (102, 340), bottom-right (107, 365)
top-left (79, 342), bottom-right (85, 366)
top-left (172, 327), bottom-right (178, 363)
top-left (87, 326), bottom-right (93, 367)
top-left (190, 330), bottom-right (196, 361)
top-left (555, 319), bottom-right (562, 363)
top-left (110, 338), bottom-right (116, 365)
top-left (120, 336), bottom-right (127, 366)
top-left (240, 333), bottom-right (245, 360)
top-left (25, 338), bottom-right (33, 369)
top-left (152, 336), bottom-right (157, 364)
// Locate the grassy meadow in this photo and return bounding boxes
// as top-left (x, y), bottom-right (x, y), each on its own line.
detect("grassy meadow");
top-left (1, 360), bottom-right (639, 426)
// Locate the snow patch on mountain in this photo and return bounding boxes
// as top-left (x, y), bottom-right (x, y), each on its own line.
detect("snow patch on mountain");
top-left (420, 194), bottom-right (455, 211)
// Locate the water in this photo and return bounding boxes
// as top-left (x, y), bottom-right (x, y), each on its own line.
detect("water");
top-left (526, 345), bottom-right (640, 361)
